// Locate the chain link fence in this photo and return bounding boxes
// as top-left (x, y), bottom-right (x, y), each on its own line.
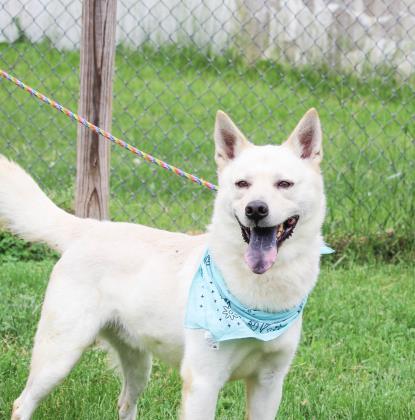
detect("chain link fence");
top-left (0, 0), bottom-right (414, 251)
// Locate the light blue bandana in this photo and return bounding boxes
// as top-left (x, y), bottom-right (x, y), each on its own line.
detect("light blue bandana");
top-left (320, 244), bottom-right (335, 255)
top-left (185, 245), bottom-right (334, 343)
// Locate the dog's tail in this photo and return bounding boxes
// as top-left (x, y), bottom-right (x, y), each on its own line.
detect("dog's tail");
top-left (0, 155), bottom-right (93, 253)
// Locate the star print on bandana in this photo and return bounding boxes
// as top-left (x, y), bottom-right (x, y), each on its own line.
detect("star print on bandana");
top-left (184, 250), bottom-right (310, 342)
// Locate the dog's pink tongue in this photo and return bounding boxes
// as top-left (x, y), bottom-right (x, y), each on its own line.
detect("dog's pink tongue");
top-left (244, 227), bottom-right (277, 274)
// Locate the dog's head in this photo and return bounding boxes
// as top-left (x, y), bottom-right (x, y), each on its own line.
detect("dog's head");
top-left (211, 109), bottom-right (325, 275)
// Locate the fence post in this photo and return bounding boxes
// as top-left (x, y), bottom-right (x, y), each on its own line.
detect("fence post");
top-left (75, 0), bottom-right (117, 219)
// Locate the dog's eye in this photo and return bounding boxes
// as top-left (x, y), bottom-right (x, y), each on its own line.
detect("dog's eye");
top-left (235, 180), bottom-right (250, 188)
top-left (276, 180), bottom-right (294, 189)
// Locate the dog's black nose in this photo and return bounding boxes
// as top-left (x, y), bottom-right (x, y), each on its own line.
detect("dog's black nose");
top-left (245, 200), bottom-right (269, 223)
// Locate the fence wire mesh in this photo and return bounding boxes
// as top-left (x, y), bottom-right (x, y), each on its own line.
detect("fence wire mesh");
top-left (0, 0), bottom-right (414, 247)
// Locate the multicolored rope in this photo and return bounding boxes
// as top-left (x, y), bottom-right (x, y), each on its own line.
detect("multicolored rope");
top-left (0, 69), bottom-right (218, 192)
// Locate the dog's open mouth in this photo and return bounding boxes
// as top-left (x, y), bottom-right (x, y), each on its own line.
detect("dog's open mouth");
top-left (237, 215), bottom-right (299, 274)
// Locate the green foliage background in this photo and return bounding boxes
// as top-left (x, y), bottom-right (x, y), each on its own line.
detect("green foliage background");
top-left (1, 41), bottom-right (414, 259)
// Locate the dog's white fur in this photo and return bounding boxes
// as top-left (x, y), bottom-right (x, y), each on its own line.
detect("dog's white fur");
top-left (1, 109), bottom-right (325, 420)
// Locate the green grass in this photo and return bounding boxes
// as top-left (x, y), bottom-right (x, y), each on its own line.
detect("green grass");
top-left (0, 259), bottom-right (413, 419)
top-left (0, 41), bottom-right (414, 255)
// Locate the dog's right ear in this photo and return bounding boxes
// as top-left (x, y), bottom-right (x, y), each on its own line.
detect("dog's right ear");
top-left (214, 111), bottom-right (251, 172)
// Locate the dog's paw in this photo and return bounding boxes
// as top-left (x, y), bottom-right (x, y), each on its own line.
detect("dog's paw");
top-left (11, 398), bottom-right (22, 420)
top-left (118, 400), bottom-right (137, 420)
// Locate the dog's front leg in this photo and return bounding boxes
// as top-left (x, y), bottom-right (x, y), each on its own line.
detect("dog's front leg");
top-left (245, 347), bottom-right (298, 420)
top-left (245, 368), bottom-right (287, 420)
top-left (180, 368), bottom-right (224, 420)
top-left (180, 331), bottom-right (231, 420)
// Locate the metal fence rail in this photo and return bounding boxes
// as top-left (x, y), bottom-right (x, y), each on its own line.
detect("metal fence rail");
top-left (0, 0), bottom-right (414, 246)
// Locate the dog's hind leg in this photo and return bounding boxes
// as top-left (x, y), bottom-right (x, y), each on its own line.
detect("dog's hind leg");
top-left (102, 330), bottom-right (152, 420)
top-left (11, 272), bottom-right (102, 420)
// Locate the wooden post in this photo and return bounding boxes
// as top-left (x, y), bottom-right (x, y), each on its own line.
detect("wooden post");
top-left (75, 0), bottom-right (117, 219)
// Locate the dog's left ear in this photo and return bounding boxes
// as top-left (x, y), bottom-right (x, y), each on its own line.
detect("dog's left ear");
top-left (214, 111), bottom-right (251, 172)
top-left (284, 108), bottom-right (323, 164)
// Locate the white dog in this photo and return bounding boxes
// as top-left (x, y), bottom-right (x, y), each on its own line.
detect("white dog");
top-left (0, 108), bottom-right (326, 420)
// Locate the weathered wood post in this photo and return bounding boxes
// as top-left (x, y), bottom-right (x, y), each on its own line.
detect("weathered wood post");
top-left (75, 0), bottom-right (117, 219)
